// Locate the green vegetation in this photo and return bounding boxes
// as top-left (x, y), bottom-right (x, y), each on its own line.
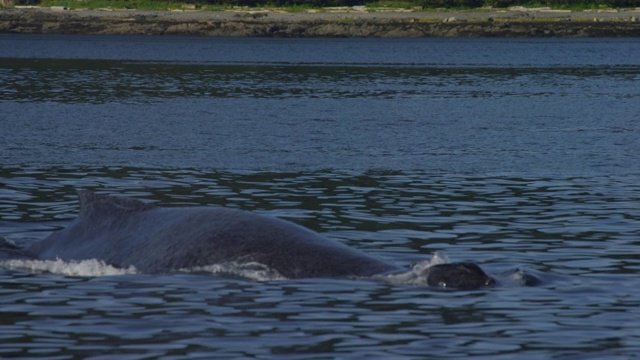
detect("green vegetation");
top-left (11, 0), bottom-right (640, 10)
top-left (35, 0), bottom-right (202, 10)
top-left (364, 1), bottom-right (420, 9)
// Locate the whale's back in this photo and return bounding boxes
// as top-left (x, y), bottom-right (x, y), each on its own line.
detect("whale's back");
top-left (28, 190), bottom-right (398, 278)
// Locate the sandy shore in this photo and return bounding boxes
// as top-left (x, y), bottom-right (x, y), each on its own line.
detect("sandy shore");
top-left (1, 6), bottom-right (639, 37)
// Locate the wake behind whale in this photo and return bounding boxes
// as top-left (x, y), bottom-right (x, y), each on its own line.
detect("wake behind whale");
top-left (2, 190), bottom-right (498, 289)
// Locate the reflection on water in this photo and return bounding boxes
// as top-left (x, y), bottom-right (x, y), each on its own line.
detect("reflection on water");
top-left (2, 39), bottom-right (639, 174)
top-left (2, 58), bottom-right (639, 103)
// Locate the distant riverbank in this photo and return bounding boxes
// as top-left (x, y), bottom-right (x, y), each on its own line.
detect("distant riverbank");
top-left (1, 6), bottom-right (639, 37)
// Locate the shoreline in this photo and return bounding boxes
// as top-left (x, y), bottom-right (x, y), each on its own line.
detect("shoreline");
top-left (1, 7), bottom-right (639, 37)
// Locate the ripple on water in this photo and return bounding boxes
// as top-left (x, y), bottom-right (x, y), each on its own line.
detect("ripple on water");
top-left (1, 169), bottom-right (640, 357)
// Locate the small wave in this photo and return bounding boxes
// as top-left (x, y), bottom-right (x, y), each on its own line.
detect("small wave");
top-left (376, 251), bottom-right (451, 286)
top-left (0, 258), bottom-right (138, 277)
top-left (494, 268), bottom-right (543, 287)
top-left (181, 261), bottom-right (287, 282)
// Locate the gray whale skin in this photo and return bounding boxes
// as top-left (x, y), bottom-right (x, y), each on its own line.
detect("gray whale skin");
top-left (20, 190), bottom-right (494, 289)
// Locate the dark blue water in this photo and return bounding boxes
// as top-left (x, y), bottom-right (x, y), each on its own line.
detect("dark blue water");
top-left (2, 36), bottom-right (639, 175)
top-left (1, 35), bottom-right (640, 359)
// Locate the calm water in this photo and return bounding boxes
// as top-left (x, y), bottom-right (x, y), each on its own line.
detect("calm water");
top-left (1, 35), bottom-right (640, 359)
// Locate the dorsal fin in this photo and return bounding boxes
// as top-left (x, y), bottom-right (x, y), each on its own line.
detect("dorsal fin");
top-left (77, 190), bottom-right (156, 218)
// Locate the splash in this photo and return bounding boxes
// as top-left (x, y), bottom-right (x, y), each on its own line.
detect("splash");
top-left (1, 258), bottom-right (285, 281)
top-left (181, 261), bottom-right (287, 282)
top-left (0, 258), bottom-right (138, 277)
top-left (375, 251), bottom-right (451, 286)
top-left (494, 268), bottom-right (543, 287)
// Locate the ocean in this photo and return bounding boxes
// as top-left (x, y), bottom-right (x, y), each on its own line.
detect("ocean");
top-left (1, 35), bottom-right (639, 358)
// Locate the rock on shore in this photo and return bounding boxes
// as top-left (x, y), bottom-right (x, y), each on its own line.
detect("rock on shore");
top-left (1, 7), bottom-right (639, 37)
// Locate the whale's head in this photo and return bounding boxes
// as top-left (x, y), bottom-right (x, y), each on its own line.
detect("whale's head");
top-left (385, 252), bottom-right (495, 290)
top-left (426, 262), bottom-right (496, 290)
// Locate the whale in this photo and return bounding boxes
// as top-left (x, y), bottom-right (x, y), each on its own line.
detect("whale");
top-left (7, 190), bottom-right (495, 289)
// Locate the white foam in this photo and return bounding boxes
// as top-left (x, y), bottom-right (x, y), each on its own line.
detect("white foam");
top-left (0, 257), bottom-right (284, 280)
top-left (181, 261), bottom-right (287, 281)
top-left (0, 258), bottom-right (138, 277)
top-left (375, 251), bottom-right (451, 286)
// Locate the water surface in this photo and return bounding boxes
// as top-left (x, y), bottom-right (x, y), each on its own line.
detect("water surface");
top-left (1, 35), bottom-right (640, 359)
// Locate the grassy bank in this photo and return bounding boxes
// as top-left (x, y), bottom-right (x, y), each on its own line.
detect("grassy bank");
top-left (8, 0), bottom-right (639, 11)
top-left (36, 0), bottom-right (219, 10)
top-left (3, 1), bottom-right (639, 37)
